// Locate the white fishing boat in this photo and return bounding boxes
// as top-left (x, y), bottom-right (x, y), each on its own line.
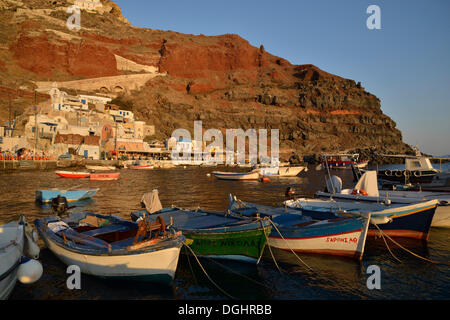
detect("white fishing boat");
top-left (86, 165), bottom-right (116, 171)
top-left (257, 165), bottom-right (307, 177)
top-left (315, 171), bottom-right (450, 228)
top-left (34, 212), bottom-right (183, 284)
top-left (0, 216), bottom-right (43, 300)
top-left (212, 169), bottom-right (261, 181)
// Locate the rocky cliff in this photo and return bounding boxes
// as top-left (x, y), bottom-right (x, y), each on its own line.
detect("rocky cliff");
top-left (0, 0), bottom-right (412, 160)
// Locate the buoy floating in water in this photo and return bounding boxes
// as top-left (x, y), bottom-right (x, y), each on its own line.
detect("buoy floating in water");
top-left (17, 257), bottom-right (43, 284)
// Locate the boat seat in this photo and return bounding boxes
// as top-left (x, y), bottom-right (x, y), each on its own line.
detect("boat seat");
top-left (81, 224), bottom-right (130, 237)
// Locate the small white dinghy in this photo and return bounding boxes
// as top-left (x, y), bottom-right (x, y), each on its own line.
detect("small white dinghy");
top-left (0, 216), bottom-right (43, 300)
top-left (212, 169), bottom-right (261, 181)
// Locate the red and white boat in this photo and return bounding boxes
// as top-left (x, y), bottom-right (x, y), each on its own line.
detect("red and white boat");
top-left (55, 171), bottom-right (90, 179)
top-left (89, 172), bottom-right (120, 181)
top-left (323, 153), bottom-right (368, 169)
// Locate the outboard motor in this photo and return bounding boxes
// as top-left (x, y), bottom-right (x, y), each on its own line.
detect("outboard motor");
top-left (51, 195), bottom-right (69, 216)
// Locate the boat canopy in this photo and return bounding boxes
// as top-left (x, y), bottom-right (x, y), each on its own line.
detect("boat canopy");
top-left (405, 157), bottom-right (434, 171)
top-left (354, 171), bottom-right (379, 197)
top-left (141, 190), bottom-right (163, 214)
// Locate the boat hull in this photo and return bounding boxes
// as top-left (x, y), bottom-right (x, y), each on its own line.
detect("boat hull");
top-left (35, 214), bottom-right (183, 284)
top-left (0, 222), bottom-right (24, 300)
top-left (89, 173), bottom-right (120, 181)
top-left (259, 166), bottom-right (306, 177)
top-left (367, 204), bottom-right (437, 240)
top-left (86, 165), bottom-right (116, 171)
top-left (41, 236), bottom-right (181, 283)
top-left (133, 209), bottom-right (271, 263)
top-left (295, 200), bottom-right (438, 240)
top-left (328, 161), bottom-right (368, 169)
top-left (212, 171), bottom-right (260, 181)
top-left (36, 189), bottom-right (99, 203)
top-left (315, 191), bottom-right (450, 228)
top-left (55, 171), bottom-right (90, 179)
top-left (268, 218), bottom-right (369, 260)
top-left (182, 228), bottom-right (270, 263)
top-left (128, 165), bottom-right (154, 170)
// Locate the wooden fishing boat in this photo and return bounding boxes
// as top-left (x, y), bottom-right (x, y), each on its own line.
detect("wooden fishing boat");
top-left (131, 208), bottom-right (271, 264)
top-left (212, 169), bottom-right (261, 181)
top-left (1, 216), bottom-right (42, 300)
top-left (128, 165), bottom-right (154, 170)
top-left (55, 171), bottom-right (90, 179)
top-left (257, 165), bottom-right (307, 177)
top-left (285, 197), bottom-right (438, 240)
top-left (36, 188), bottom-right (99, 203)
top-left (86, 165), bottom-right (116, 171)
top-left (315, 171), bottom-right (450, 228)
top-left (228, 195), bottom-right (371, 260)
top-left (89, 172), bottom-right (120, 181)
top-left (34, 212), bottom-right (184, 284)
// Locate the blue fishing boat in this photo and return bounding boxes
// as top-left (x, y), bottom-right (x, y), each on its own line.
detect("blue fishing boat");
top-left (228, 195), bottom-right (371, 260)
top-left (36, 188), bottom-right (100, 203)
top-left (285, 196), bottom-right (438, 240)
top-left (34, 212), bottom-right (184, 284)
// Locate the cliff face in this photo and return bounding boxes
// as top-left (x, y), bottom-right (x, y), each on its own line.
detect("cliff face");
top-left (0, 0), bottom-right (411, 158)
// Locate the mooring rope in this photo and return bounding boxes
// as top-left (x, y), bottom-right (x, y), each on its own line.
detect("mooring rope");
top-left (267, 219), bottom-right (314, 272)
top-left (371, 223), bottom-right (445, 264)
top-left (376, 226), bottom-right (402, 263)
top-left (261, 222), bottom-right (285, 274)
top-left (184, 245), bottom-right (199, 286)
top-left (181, 240), bottom-right (236, 299)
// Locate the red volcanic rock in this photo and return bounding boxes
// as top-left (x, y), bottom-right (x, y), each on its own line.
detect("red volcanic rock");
top-left (10, 32), bottom-right (118, 78)
top-left (159, 36), bottom-right (262, 78)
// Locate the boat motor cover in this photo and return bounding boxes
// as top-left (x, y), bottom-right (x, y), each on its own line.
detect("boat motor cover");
top-left (141, 190), bottom-right (163, 214)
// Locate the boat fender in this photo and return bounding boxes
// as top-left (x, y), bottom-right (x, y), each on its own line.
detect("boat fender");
top-left (351, 189), bottom-right (368, 196)
top-left (24, 223), bottom-right (40, 259)
top-left (439, 200), bottom-right (449, 206)
top-left (17, 257), bottom-right (43, 284)
top-left (384, 199), bottom-right (392, 206)
top-left (395, 170), bottom-right (402, 177)
top-left (414, 171), bottom-right (422, 177)
top-left (385, 170), bottom-right (392, 176)
top-left (370, 216), bottom-right (392, 225)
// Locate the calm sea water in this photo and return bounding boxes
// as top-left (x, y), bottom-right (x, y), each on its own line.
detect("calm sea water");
top-left (1, 165), bottom-right (449, 300)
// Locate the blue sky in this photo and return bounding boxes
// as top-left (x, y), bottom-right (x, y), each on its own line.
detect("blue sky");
top-left (114, 0), bottom-right (450, 156)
